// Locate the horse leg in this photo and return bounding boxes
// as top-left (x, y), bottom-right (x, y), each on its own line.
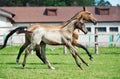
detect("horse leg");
top-left (72, 40), bottom-right (93, 61)
top-left (16, 42), bottom-right (29, 64)
top-left (62, 37), bottom-right (83, 70)
top-left (71, 41), bottom-right (89, 67)
top-left (35, 45), bottom-right (46, 64)
top-left (79, 44), bottom-right (93, 61)
top-left (69, 43), bottom-right (89, 68)
top-left (69, 47), bottom-right (83, 70)
top-left (40, 42), bottom-right (55, 70)
top-left (66, 42), bottom-right (84, 70)
top-left (74, 50), bottom-right (89, 66)
top-left (22, 47), bottom-right (31, 68)
top-left (62, 36), bottom-right (88, 70)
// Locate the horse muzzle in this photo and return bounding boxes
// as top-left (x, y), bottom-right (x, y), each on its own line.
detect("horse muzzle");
top-left (84, 31), bottom-right (88, 34)
top-left (93, 21), bottom-right (97, 25)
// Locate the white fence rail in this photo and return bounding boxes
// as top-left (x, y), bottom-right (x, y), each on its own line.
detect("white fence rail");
top-left (0, 34), bottom-right (25, 46)
top-left (78, 33), bottom-right (120, 46)
top-left (0, 33), bottom-right (120, 47)
top-left (0, 33), bottom-right (120, 54)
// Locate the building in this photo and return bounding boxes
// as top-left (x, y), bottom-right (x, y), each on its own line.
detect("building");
top-left (0, 6), bottom-right (120, 46)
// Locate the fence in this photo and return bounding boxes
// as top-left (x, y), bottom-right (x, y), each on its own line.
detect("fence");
top-left (0, 34), bottom-right (25, 46)
top-left (0, 33), bottom-right (120, 54)
top-left (64, 33), bottom-right (120, 54)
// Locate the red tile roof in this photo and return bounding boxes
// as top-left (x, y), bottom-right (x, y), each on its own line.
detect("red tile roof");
top-left (1, 6), bottom-right (120, 23)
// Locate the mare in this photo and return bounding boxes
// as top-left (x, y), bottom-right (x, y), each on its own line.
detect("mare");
top-left (0, 7), bottom-right (97, 64)
top-left (23, 18), bottom-right (88, 70)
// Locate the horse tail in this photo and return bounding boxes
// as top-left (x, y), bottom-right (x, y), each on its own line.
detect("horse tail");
top-left (0, 26), bottom-right (28, 49)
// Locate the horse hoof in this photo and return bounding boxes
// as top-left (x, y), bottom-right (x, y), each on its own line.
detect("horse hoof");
top-left (87, 63), bottom-right (90, 67)
top-left (16, 59), bottom-right (19, 64)
top-left (22, 64), bottom-right (26, 68)
top-left (50, 67), bottom-right (55, 70)
top-left (90, 57), bottom-right (94, 61)
top-left (79, 67), bottom-right (83, 70)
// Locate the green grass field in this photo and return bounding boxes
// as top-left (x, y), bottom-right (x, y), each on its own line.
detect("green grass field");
top-left (0, 46), bottom-right (120, 79)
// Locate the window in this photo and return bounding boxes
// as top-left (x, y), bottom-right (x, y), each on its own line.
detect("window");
top-left (98, 27), bottom-right (106, 32)
top-left (110, 27), bottom-right (118, 32)
top-left (99, 9), bottom-right (109, 15)
top-left (87, 27), bottom-right (91, 32)
top-left (95, 7), bottom-right (109, 15)
top-left (44, 8), bottom-right (57, 16)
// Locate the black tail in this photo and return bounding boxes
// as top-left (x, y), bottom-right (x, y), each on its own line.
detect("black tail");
top-left (0, 26), bottom-right (27, 49)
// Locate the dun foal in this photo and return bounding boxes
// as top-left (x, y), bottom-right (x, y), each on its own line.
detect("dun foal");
top-left (22, 18), bottom-right (89, 70)
top-left (0, 8), bottom-right (97, 64)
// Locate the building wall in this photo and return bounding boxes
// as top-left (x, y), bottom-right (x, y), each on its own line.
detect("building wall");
top-left (0, 15), bottom-right (13, 34)
top-left (0, 21), bottom-right (120, 47)
top-left (2, 22), bottom-right (61, 45)
top-left (78, 22), bottom-right (120, 47)
top-left (0, 15), bottom-right (13, 45)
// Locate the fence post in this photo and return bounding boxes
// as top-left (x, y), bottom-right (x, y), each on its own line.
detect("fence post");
top-left (95, 27), bottom-right (99, 54)
top-left (10, 36), bottom-right (13, 46)
top-left (109, 34), bottom-right (114, 47)
top-left (63, 46), bottom-right (67, 54)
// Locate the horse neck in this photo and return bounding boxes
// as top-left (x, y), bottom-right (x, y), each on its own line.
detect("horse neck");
top-left (60, 11), bottom-right (85, 31)
top-left (60, 11), bottom-right (83, 28)
top-left (71, 11), bottom-right (83, 20)
top-left (61, 20), bottom-right (77, 34)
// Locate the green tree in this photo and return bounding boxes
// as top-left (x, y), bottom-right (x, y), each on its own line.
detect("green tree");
top-left (117, 4), bottom-right (120, 6)
top-left (96, 0), bottom-right (112, 6)
top-left (0, 0), bottom-right (11, 6)
top-left (43, 0), bottom-right (66, 6)
top-left (75, 0), bottom-right (95, 6)
top-left (0, 0), bottom-right (96, 6)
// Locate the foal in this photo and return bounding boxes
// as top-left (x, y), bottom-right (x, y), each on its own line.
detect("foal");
top-left (22, 18), bottom-right (89, 70)
top-left (0, 7), bottom-right (97, 64)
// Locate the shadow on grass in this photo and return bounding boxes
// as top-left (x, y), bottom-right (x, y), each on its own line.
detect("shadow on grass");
top-left (0, 53), bottom-right (18, 56)
top-left (46, 53), bottom-right (62, 55)
top-left (22, 62), bottom-right (70, 65)
top-left (0, 62), bottom-right (46, 69)
top-left (0, 62), bottom-right (16, 65)
top-left (0, 61), bottom-right (69, 66)
top-left (0, 59), bottom-right (73, 69)
top-left (100, 52), bottom-right (120, 55)
top-left (13, 63), bottom-right (49, 69)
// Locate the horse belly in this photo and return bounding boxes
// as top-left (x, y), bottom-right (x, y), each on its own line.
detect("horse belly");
top-left (43, 32), bottom-right (63, 45)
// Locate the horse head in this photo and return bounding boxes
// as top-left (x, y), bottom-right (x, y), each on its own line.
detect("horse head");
top-left (76, 7), bottom-right (97, 25)
top-left (75, 19), bottom-right (88, 34)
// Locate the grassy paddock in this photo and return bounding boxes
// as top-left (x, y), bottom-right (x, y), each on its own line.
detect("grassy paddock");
top-left (0, 46), bottom-right (120, 79)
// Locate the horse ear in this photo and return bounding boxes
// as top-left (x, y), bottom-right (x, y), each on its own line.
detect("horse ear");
top-left (83, 6), bottom-right (86, 11)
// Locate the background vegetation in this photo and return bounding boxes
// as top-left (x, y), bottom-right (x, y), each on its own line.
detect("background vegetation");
top-left (0, 46), bottom-right (120, 79)
top-left (0, 0), bottom-right (112, 6)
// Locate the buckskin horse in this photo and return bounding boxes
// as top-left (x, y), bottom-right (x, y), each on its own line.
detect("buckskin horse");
top-left (22, 18), bottom-right (89, 70)
top-left (0, 7), bottom-right (97, 64)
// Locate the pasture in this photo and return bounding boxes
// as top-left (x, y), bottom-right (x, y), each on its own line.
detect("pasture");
top-left (0, 46), bottom-right (120, 79)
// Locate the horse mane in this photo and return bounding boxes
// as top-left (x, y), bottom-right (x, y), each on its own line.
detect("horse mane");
top-left (70, 11), bottom-right (82, 20)
top-left (60, 18), bottom-right (78, 29)
top-left (60, 10), bottom-right (84, 28)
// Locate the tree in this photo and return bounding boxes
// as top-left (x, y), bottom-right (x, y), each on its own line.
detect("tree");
top-left (0, 0), bottom-right (12, 6)
top-left (117, 4), bottom-right (120, 6)
top-left (0, 0), bottom-right (96, 6)
top-left (43, 0), bottom-right (68, 6)
top-left (75, 0), bottom-right (95, 6)
top-left (96, 0), bottom-right (112, 6)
